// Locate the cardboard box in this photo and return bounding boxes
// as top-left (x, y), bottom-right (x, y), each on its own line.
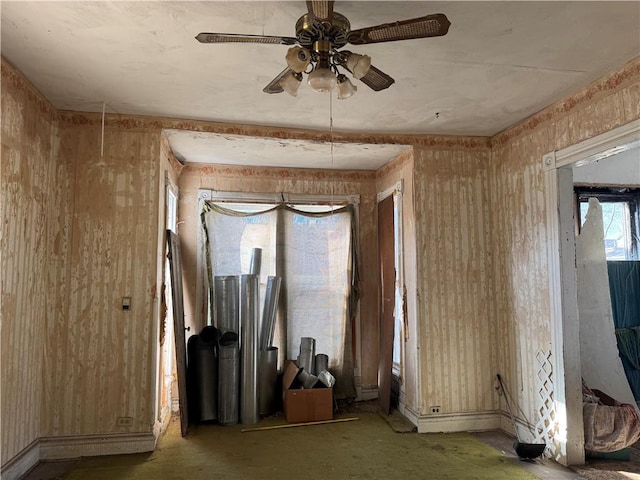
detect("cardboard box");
top-left (282, 361), bottom-right (333, 423)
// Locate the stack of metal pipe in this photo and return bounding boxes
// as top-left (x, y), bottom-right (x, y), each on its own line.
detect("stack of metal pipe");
top-left (294, 338), bottom-right (336, 389)
top-left (209, 248), bottom-right (283, 425)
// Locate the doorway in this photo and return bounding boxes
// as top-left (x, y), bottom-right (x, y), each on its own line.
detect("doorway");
top-left (377, 182), bottom-right (405, 415)
top-left (543, 119), bottom-right (640, 465)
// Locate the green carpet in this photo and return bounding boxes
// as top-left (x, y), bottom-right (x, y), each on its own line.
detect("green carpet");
top-left (63, 413), bottom-right (540, 479)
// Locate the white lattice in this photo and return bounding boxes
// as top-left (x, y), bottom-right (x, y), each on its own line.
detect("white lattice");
top-left (535, 349), bottom-right (557, 447)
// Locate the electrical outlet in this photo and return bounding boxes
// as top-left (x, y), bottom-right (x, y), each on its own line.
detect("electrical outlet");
top-left (430, 406), bottom-right (440, 414)
top-left (117, 416), bottom-right (133, 427)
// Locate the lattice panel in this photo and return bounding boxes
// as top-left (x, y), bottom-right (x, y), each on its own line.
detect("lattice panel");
top-left (534, 349), bottom-right (557, 449)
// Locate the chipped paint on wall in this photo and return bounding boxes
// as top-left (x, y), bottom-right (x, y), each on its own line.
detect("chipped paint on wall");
top-left (490, 55), bottom-right (640, 430)
top-left (40, 124), bottom-right (161, 438)
top-left (1, 58), bottom-right (58, 465)
top-left (413, 147), bottom-right (496, 415)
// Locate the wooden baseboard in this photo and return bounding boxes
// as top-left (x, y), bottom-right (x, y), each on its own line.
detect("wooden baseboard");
top-left (39, 432), bottom-right (156, 460)
top-left (398, 403), bottom-right (420, 427)
top-left (415, 411), bottom-right (501, 433)
top-left (1, 439), bottom-right (40, 480)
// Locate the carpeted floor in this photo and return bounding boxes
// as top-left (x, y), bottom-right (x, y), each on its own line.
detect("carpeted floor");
top-left (32, 411), bottom-right (544, 480)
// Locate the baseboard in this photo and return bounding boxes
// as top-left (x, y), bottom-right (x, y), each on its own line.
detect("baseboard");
top-left (398, 403), bottom-right (420, 428)
top-left (39, 432), bottom-right (156, 460)
top-left (356, 385), bottom-right (378, 401)
top-left (1, 439), bottom-right (40, 480)
top-left (415, 411), bottom-right (501, 433)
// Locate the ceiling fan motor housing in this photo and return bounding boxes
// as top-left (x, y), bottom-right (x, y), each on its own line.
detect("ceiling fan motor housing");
top-left (295, 12), bottom-right (350, 49)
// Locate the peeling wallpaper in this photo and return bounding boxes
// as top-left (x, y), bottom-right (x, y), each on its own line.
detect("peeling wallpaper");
top-left (1, 60), bottom-right (58, 464)
top-left (490, 56), bottom-right (640, 425)
top-left (41, 126), bottom-right (161, 438)
top-left (414, 147), bottom-right (496, 415)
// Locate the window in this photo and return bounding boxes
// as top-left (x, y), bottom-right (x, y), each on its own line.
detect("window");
top-left (199, 192), bottom-right (360, 398)
top-left (576, 187), bottom-right (640, 260)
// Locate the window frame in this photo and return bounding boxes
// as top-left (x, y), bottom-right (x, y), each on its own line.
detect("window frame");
top-left (575, 186), bottom-right (640, 260)
top-left (194, 189), bottom-right (361, 375)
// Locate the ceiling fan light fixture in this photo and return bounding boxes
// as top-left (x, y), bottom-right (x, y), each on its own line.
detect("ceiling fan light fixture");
top-left (345, 53), bottom-right (371, 79)
top-left (336, 74), bottom-right (357, 99)
top-left (279, 71), bottom-right (303, 96)
top-left (285, 46), bottom-right (311, 73)
top-left (307, 67), bottom-right (337, 93)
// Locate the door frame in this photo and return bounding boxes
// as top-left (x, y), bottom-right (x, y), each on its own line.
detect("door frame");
top-left (543, 119), bottom-right (640, 465)
top-left (377, 180), bottom-right (405, 407)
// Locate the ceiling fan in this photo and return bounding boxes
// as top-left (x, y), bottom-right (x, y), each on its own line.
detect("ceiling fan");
top-left (195, 1), bottom-right (451, 99)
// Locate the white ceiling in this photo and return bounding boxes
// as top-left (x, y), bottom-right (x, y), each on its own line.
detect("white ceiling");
top-left (164, 130), bottom-right (409, 170)
top-left (2, 1), bottom-right (639, 169)
top-left (574, 146), bottom-right (640, 186)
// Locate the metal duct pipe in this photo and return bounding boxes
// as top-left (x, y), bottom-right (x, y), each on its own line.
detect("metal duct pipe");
top-left (241, 274), bottom-right (259, 425)
top-left (214, 276), bottom-right (239, 333)
top-left (260, 276), bottom-right (282, 350)
top-left (217, 336), bottom-right (239, 425)
top-left (195, 326), bottom-right (218, 422)
top-left (297, 337), bottom-right (316, 373)
top-left (215, 276), bottom-right (240, 425)
top-left (314, 354), bottom-right (329, 375)
top-left (297, 369), bottom-right (319, 389)
top-left (249, 248), bottom-right (262, 276)
top-left (258, 347), bottom-right (278, 416)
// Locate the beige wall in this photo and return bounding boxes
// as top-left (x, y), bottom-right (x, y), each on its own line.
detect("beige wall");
top-left (413, 144), bottom-right (496, 415)
top-left (41, 114), bottom-right (161, 437)
top-left (1, 60), bottom-right (58, 463)
top-left (2, 59), bottom-right (165, 471)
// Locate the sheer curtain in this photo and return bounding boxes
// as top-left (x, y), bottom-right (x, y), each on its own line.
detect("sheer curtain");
top-left (202, 202), bottom-right (358, 398)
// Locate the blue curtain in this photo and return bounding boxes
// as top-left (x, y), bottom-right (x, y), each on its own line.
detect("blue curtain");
top-left (609, 261), bottom-right (640, 401)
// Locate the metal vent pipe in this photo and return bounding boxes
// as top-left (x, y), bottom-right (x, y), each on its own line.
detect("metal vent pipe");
top-left (217, 334), bottom-right (239, 425)
top-left (241, 274), bottom-right (259, 425)
top-left (214, 276), bottom-right (239, 334)
top-left (249, 248), bottom-right (262, 276)
top-left (260, 276), bottom-right (282, 350)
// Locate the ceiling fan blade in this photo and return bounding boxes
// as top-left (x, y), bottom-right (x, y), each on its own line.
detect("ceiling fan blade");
top-left (358, 65), bottom-right (395, 92)
top-left (263, 67), bottom-right (293, 94)
top-left (306, 0), bottom-right (334, 21)
top-left (196, 33), bottom-right (298, 45)
top-left (346, 13), bottom-right (451, 45)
